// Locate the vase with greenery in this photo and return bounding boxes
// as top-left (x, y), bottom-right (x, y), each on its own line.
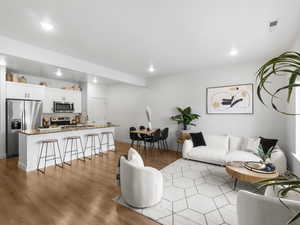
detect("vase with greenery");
top-left (256, 51), bottom-right (300, 224)
top-left (255, 145), bottom-right (273, 164)
top-left (170, 106), bottom-right (200, 130)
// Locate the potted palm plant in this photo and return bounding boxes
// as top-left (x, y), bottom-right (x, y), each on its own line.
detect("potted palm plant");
top-left (170, 106), bottom-right (200, 130)
top-left (256, 51), bottom-right (300, 224)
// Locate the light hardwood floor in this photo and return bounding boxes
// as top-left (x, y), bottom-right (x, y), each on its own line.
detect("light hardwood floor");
top-left (0, 142), bottom-right (181, 225)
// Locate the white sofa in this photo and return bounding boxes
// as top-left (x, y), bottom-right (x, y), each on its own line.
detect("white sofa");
top-left (182, 134), bottom-right (287, 174)
top-left (120, 148), bottom-right (163, 208)
top-left (237, 189), bottom-right (300, 225)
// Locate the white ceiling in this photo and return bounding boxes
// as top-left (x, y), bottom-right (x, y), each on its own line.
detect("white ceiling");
top-left (0, 0), bottom-right (299, 77)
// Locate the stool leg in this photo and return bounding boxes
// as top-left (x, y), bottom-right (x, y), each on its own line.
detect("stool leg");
top-left (37, 142), bottom-right (45, 173)
top-left (56, 141), bottom-right (64, 167)
top-left (106, 134), bottom-right (109, 151)
top-left (43, 143), bottom-right (49, 173)
top-left (52, 141), bottom-right (63, 168)
top-left (97, 135), bottom-right (103, 157)
top-left (100, 134), bottom-right (104, 153)
top-left (79, 138), bottom-right (86, 161)
top-left (52, 142), bottom-right (57, 166)
top-left (76, 138), bottom-right (85, 161)
top-left (63, 139), bottom-right (71, 166)
top-left (110, 132), bottom-right (116, 151)
top-left (70, 139), bottom-right (74, 164)
top-left (74, 139), bottom-right (79, 160)
top-left (93, 136), bottom-right (99, 156)
top-left (84, 137), bottom-right (92, 160)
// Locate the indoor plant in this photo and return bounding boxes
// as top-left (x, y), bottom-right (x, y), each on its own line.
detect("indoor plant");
top-left (256, 51), bottom-right (300, 224)
top-left (256, 51), bottom-right (300, 115)
top-left (170, 106), bottom-right (200, 130)
top-left (257, 173), bottom-right (300, 224)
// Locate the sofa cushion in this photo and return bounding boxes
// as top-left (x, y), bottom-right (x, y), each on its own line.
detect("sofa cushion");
top-left (128, 148), bottom-right (144, 167)
top-left (225, 150), bottom-right (260, 163)
top-left (204, 134), bottom-right (229, 152)
top-left (229, 136), bottom-right (245, 151)
top-left (190, 132), bottom-right (206, 147)
top-left (245, 137), bottom-right (261, 153)
top-left (186, 146), bottom-right (226, 165)
top-left (260, 137), bottom-right (278, 154)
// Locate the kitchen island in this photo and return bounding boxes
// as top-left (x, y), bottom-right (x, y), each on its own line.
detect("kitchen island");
top-left (18, 124), bottom-right (117, 172)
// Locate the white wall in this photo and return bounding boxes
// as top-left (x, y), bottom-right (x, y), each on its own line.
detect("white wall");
top-left (107, 61), bottom-right (287, 151)
top-left (285, 32), bottom-right (300, 175)
top-left (81, 82), bottom-right (108, 123)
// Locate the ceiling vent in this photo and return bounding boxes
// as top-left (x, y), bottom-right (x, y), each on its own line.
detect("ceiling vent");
top-left (269, 20), bottom-right (278, 32)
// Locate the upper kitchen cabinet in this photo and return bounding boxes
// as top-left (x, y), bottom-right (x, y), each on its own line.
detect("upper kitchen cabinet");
top-left (6, 81), bottom-right (45, 101)
top-left (43, 87), bottom-right (82, 113)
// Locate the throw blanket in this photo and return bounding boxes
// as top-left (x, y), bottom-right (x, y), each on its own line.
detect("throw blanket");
top-left (116, 154), bottom-right (128, 187)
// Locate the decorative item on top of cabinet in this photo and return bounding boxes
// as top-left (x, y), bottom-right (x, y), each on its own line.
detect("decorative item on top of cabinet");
top-left (18, 76), bottom-right (27, 83)
top-left (39, 82), bottom-right (48, 86)
top-left (6, 72), bottom-right (13, 82)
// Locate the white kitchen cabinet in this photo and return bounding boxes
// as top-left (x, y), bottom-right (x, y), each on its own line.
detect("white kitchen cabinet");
top-left (43, 87), bottom-right (82, 113)
top-left (65, 90), bottom-right (82, 113)
top-left (6, 82), bottom-right (45, 101)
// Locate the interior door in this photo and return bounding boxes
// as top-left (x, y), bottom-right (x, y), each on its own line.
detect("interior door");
top-left (6, 100), bottom-right (24, 157)
top-left (88, 97), bottom-right (107, 123)
top-left (24, 101), bottom-right (43, 130)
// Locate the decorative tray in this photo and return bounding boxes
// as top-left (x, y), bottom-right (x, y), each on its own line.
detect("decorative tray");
top-left (243, 161), bottom-right (276, 174)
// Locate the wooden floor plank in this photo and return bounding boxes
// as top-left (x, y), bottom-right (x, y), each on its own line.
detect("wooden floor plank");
top-left (0, 142), bottom-right (180, 225)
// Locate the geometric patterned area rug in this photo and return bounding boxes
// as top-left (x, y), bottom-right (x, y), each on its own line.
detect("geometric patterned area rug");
top-left (114, 158), bottom-right (258, 225)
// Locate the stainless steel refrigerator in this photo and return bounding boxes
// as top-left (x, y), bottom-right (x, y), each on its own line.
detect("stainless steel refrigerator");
top-left (6, 99), bottom-right (43, 157)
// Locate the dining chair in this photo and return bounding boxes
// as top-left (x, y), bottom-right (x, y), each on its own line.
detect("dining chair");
top-left (146, 129), bottom-right (161, 150)
top-left (139, 125), bottom-right (152, 150)
top-left (129, 127), bottom-right (142, 150)
top-left (160, 127), bottom-right (169, 150)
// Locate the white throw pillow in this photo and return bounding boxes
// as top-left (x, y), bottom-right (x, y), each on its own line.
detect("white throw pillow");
top-left (128, 148), bottom-right (144, 167)
top-left (229, 136), bottom-right (244, 151)
top-left (245, 137), bottom-right (261, 153)
top-left (204, 134), bottom-right (229, 152)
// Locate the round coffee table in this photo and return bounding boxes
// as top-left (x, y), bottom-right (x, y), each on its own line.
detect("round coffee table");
top-left (225, 163), bottom-right (279, 190)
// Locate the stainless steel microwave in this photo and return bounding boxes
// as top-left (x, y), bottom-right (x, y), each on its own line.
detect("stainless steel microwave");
top-left (53, 101), bottom-right (74, 113)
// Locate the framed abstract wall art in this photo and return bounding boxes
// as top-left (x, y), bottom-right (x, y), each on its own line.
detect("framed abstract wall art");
top-left (206, 83), bottom-right (253, 114)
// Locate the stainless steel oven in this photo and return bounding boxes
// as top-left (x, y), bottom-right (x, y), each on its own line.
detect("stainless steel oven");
top-left (53, 101), bottom-right (74, 113)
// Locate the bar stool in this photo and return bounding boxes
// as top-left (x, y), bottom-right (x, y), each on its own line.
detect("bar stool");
top-left (84, 133), bottom-right (103, 159)
top-left (100, 131), bottom-right (116, 152)
top-left (37, 139), bottom-right (63, 174)
top-left (63, 136), bottom-right (85, 166)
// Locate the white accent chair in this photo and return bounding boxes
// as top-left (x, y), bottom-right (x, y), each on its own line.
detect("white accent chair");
top-left (182, 133), bottom-right (287, 174)
top-left (120, 148), bottom-right (163, 208)
top-left (237, 189), bottom-right (300, 225)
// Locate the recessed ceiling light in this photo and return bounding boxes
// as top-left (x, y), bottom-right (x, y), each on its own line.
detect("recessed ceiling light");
top-left (0, 56), bottom-right (6, 66)
top-left (55, 68), bottom-right (62, 77)
top-left (93, 77), bottom-right (98, 83)
top-left (148, 64), bottom-right (156, 73)
top-left (229, 48), bottom-right (238, 56)
top-left (40, 21), bottom-right (54, 32)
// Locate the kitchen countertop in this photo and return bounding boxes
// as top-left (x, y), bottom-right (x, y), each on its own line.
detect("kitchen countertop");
top-left (20, 124), bottom-right (119, 135)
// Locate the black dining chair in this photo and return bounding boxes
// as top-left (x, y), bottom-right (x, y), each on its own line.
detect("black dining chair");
top-left (129, 127), bottom-right (142, 150)
top-left (145, 129), bottom-right (161, 150)
top-left (139, 125), bottom-right (151, 150)
top-left (160, 128), bottom-right (169, 150)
